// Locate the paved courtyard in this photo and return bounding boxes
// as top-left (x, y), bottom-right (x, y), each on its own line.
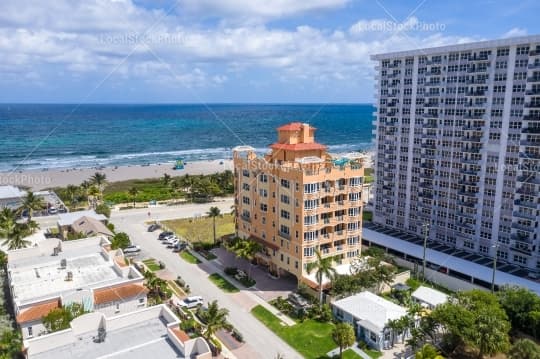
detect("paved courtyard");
top-left (211, 247), bottom-right (298, 301)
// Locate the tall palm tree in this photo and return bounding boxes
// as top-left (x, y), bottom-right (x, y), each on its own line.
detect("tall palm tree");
top-left (20, 191), bottom-right (44, 221)
top-left (0, 208), bottom-right (17, 239)
top-left (128, 187), bottom-right (139, 207)
top-left (65, 184), bottom-right (79, 206)
top-left (90, 172), bottom-right (107, 201)
top-left (207, 206), bottom-right (221, 245)
top-left (199, 300), bottom-right (230, 341)
top-left (306, 250), bottom-right (337, 307)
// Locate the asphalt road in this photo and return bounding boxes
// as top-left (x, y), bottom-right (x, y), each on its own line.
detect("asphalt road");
top-left (111, 201), bottom-right (301, 359)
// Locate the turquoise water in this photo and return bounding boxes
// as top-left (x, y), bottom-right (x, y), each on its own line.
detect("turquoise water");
top-left (0, 104), bottom-right (375, 171)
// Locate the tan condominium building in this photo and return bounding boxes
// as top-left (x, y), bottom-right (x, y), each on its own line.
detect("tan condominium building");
top-left (233, 122), bottom-right (366, 284)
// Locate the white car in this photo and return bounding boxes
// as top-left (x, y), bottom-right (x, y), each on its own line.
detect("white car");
top-left (123, 245), bottom-right (141, 254)
top-left (178, 296), bottom-right (203, 309)
top-left (165, 236), bottom-right (179, 245)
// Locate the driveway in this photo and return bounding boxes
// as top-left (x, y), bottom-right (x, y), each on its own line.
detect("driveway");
top-left (111, 203), bottom-right (301, 359)
top-left (212, 247), bottom-right (298, 302)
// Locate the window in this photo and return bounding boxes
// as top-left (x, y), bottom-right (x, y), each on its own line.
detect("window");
top-left (242, 183), bottom-right (250, 191)
top-left (304, 215), bottom-right (318, 225)
top-left (242, 169), bottom-right (250, 177)
top-left (242, 196), bottom-right (250, 205)
top-left (303, 247), bottom-right (315, 257)
top-left (115, 303), bottom-right (120, 312)
top-left (280, 225), bottom-right (290, 236)
top-left (259, 174), bottom-right (268, 183)
top-left (280, 210), bottom-right (290, 220)
top-left (514, 255), bottom-right (527, 265)
top-left (260, 203), bottom-right (268, 212)
top-left (304, 199), bottom-right (319, 210)
top-left (280, 179), bottom-right (290, 188)
top-left (304, 231), bottom-right (318, 242)
top-left (304, 183), bottom-right (320, 193)
top-left (349, 177), bottom-right (362, 187)
top-left (280, 194), bottom-right (290, 204)
top-left (259, 188), bottom-right (268, 197)
top-left (28, 326), bottom-right (33, 337)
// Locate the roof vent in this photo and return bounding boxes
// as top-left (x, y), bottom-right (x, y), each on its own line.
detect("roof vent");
top-left (60, 259), bottom-right (67, 269)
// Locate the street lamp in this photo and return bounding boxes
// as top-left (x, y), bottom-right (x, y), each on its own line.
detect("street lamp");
top-left (491, 244), bottom-right (499, 293)
top-left (422, 223), bottom-right (430, 282)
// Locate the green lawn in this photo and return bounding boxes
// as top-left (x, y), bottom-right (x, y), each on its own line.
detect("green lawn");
top-left (208, 273), bottom-right (239, 293)
top-left (180, 250), bottom-right (201, 264)
top-left (251, 305), bottom-right (336, 359)
top-left (342, 349), bottom-right (363, 359)
top-left (162, 214), bottom-right (234, 244)
top-left (142, 259), bottom-right (161, 272)
top-left (103, 178), bottom-right (184, 204)
top-left (363, 348), bottom-right (382, 359)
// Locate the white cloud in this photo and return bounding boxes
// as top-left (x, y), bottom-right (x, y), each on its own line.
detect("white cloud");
top-left (502, 27), bottom-right (527, 39)
top-left (178, 0), bottom-right (349, 20)
top-left (0, 0), bottom-right (477, 93)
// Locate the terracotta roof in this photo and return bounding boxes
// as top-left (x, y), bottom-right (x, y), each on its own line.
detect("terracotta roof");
top-left (171, 327), bottom-right (190, 342)
top-left (93, 283), bottom-right (149, 305)
top-left (71, 216), bottom-right (114, 238)
top-left (270, 142), bottom-right (327, 151)
top-left (277, 122), bottom-right (303, 131)
top-left (16, 299), bottom-right (60, 323)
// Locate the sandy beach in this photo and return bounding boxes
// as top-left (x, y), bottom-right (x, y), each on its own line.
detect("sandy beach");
top-left (0, 159), bottom-right (234, 191)
top-left (0, 151), bottom-right (374, 191)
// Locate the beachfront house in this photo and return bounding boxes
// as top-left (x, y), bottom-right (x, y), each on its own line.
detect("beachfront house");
top-left (332, 291), bottom-right (408, 350)
top-left (411, 286), bottom-right (449, 310)
top-left (57, 210), bottom-right (113, 240)
top-left (0, 185), bottom-right (26, 210)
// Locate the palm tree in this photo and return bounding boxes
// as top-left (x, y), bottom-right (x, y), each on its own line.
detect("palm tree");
top-left (2, 225), bottom-right (31, 250)
top-left (128, 187), bottom-right (139, 207)
top-left (207, 206), bottom-right (221, 245)
top-left (508, 339), bottom-right (540, 359)
top-left (90, 172), bottom-right (107, 201)
top-left (88, 186), bottom-right (100, 208)
top-left (234, 239), bottom-right (262, 279)
top-left (162, 173), bottom-right (172, 186)
top-left (0, 208), bottom-right (17, 239)
top-left (199, 300), bottom-right (230, 341)
top-left (415, 344), bottom-right (444, 359)
top-left (306, 250), bottom-right (337, 307)
top-left (332, 322), bottom-right (356, 359)
top-left (65, 185), bottom-right (79, 206)
top-left (20, 191), bottom-right (44, 221)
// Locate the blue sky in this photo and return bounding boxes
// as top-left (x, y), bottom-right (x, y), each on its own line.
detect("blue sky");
top-left (0, 0), bottom-right (539, 103)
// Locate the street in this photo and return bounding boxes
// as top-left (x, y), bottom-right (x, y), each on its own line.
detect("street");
top-left (110, 201), bottom-right (301, 359)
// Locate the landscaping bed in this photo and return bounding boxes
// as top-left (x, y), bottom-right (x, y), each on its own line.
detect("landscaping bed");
top-left (208, 273), bottom-right (239, 293)
top-left (251, 305), bottom-right (336, 359)
top-left (223, 267), bottom-right (256, 288)
top-left (180, 250), bottom-right (202, 264)
top-left (142, 258), bottom-right (163, 272)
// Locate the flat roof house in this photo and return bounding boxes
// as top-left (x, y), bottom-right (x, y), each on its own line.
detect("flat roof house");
top-left (332, 291), bottom-right (408, 351)
top-left (7, 236), bottom-right (147, 339)
top-left (24, 304), bottom-right (211, 359)
top-left (0, 185), bottom-right (26, 210)
top-left (411, 286), bottom-right (448, 309)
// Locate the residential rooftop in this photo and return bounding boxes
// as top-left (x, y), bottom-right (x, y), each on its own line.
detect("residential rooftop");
top-left (57, 209), bottom-right (107, 226)
top-left (7, 237), bottom-right (140, 307)
top-left (333, 291), bottom-right (407, 333)
top-left (411, 286), bottom-right (449, 308)
top-left (0, 185), bottom-right (26, 199)
top-left (25, 305), bottom-right (211, 359)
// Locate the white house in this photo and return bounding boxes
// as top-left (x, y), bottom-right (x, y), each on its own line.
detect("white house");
top-left (8, 236), bottom-right (147, 339)
top-left (24, 304), bottom-right (212, 359)
top-left (332, 291), bottom-right (408, 350)
top-left (411, 286), bottom-right (448, 309)
top-left (0, 185), bottom-right (26, 209)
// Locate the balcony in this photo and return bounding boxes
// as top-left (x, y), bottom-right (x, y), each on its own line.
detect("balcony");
top-left (466, 78), bottom-right (487, 85)
top-left (240, 215), bottom-right (251, 223)
top-left (466, 90), bottom-right (486, 97)
top-left (525, 102), bottom-right (540, 108)
top-left (527, 77), bottom-right (540, 83)
top-left (462, 135), bottom-right (482, 142)
top-left (511, 222), bottom-right (536, 233)
top-left (528, 63), bottom-right (540, 70)
top-left (523, 126), bottom-right (540, 133)
top-left (511, 233), bottom-right (534, 244)
top-left (520, 139), bottom-right (540, 146)
top-left (530, 49), bottom-right (540, 56)
top-left (510, 244), bottom-right (533, 256)
top-left (523, 115), bottom-right (540, 121)
top-left (514, 199), bottom-right (538, 209)
top-left (513, 210), bottom-right (537, 221)
top-left (517, 175), bottom-right (540, 185)
top-left (278, 231), bottom-right (291, 240)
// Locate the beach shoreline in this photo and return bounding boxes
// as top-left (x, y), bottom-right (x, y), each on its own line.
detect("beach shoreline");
top-left (0, 159), bottom-right (235, 191)
top-left (0, 150), bottom-right (374, 191)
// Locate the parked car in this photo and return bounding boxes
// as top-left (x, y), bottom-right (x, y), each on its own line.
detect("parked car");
top-left (288, 292), bottom-right (309, 308)
top-left (164, 236), bottom-right (179, 245)
top-left (172, 241), bottom-right (188, 252)
top-left (178, 296), bottom-right (204, 309)
top-left (167, 239), bottom-right (180, 248)
top-left (123, 245), bottom-right (141, 254)
top-left (48, 207), bottom-right (58, 215)
top-left (147, 223), bottom-right (160, 232)
top-left (158, 231), bottom-right (173, 240)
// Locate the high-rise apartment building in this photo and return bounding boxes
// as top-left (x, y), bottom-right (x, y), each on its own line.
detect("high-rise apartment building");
top-left (371, 36), bottom-right (540, 275)
top-left (233, 122), bottom-right (365, 281)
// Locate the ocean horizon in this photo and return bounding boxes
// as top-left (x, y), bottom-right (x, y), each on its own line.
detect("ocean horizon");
top-left (0, 104), bottom-right (376, 172)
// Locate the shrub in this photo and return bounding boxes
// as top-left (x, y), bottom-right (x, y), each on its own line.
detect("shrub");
top-left (106, 222), bottom-right (115, 232)
top-left (232, 328), bottom-right (244, 342)
top-left (159, 261), bottom-right (166, 269)
top-left (95, 203), bottom-right (111, 218)
top-left (224, 267), bottom-right (238, 275)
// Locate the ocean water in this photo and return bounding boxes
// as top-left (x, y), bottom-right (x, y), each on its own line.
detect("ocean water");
top-left (0, 104), bottom-right (375, 172)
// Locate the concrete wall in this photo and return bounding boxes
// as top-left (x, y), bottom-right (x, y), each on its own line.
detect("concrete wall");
top-left (20, 320), bottom-right (47, 340)
top-left (94, 295), bottom-right (147, 317)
